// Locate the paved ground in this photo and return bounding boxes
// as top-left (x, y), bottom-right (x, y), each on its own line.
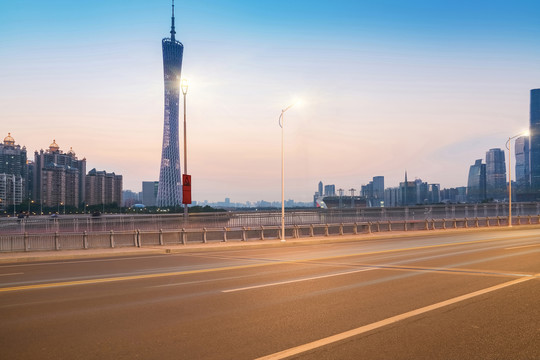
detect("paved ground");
top-left (0, 226), bottom-right (539, 359)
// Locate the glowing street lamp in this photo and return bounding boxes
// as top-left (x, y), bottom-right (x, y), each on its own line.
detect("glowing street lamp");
top-left (279, 100), bottom-right (300, 242)
top-left (506, 129), bottom-right (530, 227)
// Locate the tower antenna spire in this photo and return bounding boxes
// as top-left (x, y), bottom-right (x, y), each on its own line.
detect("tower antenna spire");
top-left (170, 0), bottom-right (176, 41)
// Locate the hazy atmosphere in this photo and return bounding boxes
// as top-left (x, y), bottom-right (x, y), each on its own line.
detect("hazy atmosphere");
top-left (2, 0), bottom-right (540, 202)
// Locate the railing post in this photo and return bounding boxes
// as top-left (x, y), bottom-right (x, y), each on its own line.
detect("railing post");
top-left (159, 229), bottom-right (164, 245)
top-left (387, 221), bottom-right (391, 232)
top-left (339, 223), bottom-right (343, 235)
top-left (497, 216), bottom-right (501, 226)
top-left (294, 225), bottom-right (300, 238)
top-left (54, 231), bottom-right (60, 251)
top-left (203, 228), bottom-right (207, 243)
top-left (486, 217), bottom-right (490, 227)
top-left (453, 218), bottom-right (457, 229)
top-left (528, 215), bottom-right (532, 225)
top-left (353, 222), bottom-right (358, 235)
top-left (242, 227), bottom-right (247, 241)
top-left (310, 224), bottom-right (314, 237)
top-left (24, 232), bottom-right (29, 251)
top-left (181, 228), bottom-right (187, 245)
top-left (83, 231), bottom-right (88, 249)
top-left (137, 229), bottom-right (141, 247)
top-left (442, 219), bottom-right (447, 230)
top-left (475, 217), bottom-right (479, 228)
top-left (367, 222), bottom-right (372, 234)
top-left (223, 227), bottom-right (227, 242)
top-left (464, 218), bottom-right (468, 228)
top-left (425, 219), bottom-right (429, 230)
top-left (110, 230), bottom-right (115, 248)
top-left (517, 216), bottom-right (521, 225)
top-left (404, 220), bottom-right (407, 231)
top-left (133, 230), bottom-right (138, 247)
top-left (325, 224), bottom-right (329, 236)
top-left (260, 226), bottom-right (264, 240)
top-left (431, 219), bottom-right (436, 230)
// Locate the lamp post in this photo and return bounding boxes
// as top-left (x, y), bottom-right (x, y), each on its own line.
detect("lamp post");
top-left (506, 130), bottom-right (529, 227)
top-left (279, 102), bottom-right (298, 242)
top-left (181, 78), bottom-right (189, 219)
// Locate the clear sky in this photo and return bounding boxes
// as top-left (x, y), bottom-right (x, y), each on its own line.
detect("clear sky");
top-left (1, 0), bottom-right (540, 203)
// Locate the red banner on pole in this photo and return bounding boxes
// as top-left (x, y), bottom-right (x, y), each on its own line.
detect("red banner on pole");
top-left (182, 174), bottom-right (192, 204)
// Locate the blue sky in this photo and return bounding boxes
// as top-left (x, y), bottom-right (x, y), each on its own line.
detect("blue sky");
top-left (1, 1), bottom-right (540, 202)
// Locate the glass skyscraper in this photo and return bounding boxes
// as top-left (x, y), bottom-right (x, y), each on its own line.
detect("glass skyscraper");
top-left (529, 89), bottom-right (540, 198)
top-left (515, 135), bottom-right (529, 188)
top-left (157, 1), bottom-right (184, 207)
top-left (467, 159), bottom-right (486, 202)
top-left (485, 148), bottom-right (506, 200)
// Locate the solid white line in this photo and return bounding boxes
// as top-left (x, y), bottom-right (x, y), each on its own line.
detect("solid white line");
top-left (505, 243), bottom-right (540, 250)
top-left (222, 268), bottom-right (373, 293)
top-left (255, 276), bottom-right (535, 360)
top-left (0, 272), bottom-right (23, 277)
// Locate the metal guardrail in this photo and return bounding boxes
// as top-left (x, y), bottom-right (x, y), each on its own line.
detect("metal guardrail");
top-left (2, 202), bottom-right (540, 235)
top-left (1, 215), bottom-right (538, 252)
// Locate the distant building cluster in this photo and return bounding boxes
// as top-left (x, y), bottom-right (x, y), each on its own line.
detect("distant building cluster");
top-left (467, 89), bottom-right (540, 202)
top-left (315, 175), bottom-right (441, 209)
top-left (0, 135), bottom-right (122, 213)
top-left (313, 88), bottom-right (540, 208)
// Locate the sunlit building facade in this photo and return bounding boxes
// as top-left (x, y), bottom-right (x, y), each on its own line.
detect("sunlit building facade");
top-left (85, 168), bottom-right (123, 206)
top-left (157, 2), bottom-right (184, 207)
top-left (33, 140), bottom-right (86, 208)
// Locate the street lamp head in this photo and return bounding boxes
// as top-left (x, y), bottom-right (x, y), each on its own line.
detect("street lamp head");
top-left (523, 129), bottom-right (530, 137)
top-left (181, 78), bottom-right (188, 95)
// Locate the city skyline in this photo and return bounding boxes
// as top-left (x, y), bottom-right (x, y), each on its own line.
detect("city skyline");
top-left (2, 1), bottom-right (540, 202)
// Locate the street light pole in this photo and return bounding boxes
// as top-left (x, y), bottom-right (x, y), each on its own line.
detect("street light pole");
top-left (279, 102), bottom-right (297, 242)
top-left (506, 130), bottom-right (529, 227)
top-left (181, 79), bottom-right (189, 219)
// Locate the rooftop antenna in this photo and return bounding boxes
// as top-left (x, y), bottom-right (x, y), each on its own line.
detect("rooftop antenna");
top-left (170, 0), bottom-right (176, 41)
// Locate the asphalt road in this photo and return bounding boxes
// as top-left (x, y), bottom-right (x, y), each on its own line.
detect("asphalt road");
top-left (0, 228), bottom-right (539, 359)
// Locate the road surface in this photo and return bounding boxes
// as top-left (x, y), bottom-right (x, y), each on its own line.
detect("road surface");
top-left (0, 228), bottom-right (539, 359)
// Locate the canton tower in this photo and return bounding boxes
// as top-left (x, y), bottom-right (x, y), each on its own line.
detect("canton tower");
top-left (157, 0), bottom-right (184, 207)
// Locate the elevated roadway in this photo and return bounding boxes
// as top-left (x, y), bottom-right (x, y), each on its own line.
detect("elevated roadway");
top-left (0, 227), bottom-right (538, 359)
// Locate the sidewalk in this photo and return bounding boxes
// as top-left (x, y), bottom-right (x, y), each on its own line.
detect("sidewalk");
top-left (0, 225), bottom-right (536, 264)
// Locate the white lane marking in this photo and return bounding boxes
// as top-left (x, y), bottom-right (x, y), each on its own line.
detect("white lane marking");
top-left (0, 272), bottom-right (23, 277)
top-left (255, 276), bottom-right (535, 360)
top-left (222, 268), bottom-right (373, 293)
top-left (505, 243), bottom-right (540, 250)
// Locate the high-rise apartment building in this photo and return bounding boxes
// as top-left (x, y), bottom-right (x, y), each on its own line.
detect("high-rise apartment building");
top-left (318, 181), bottom-right (323, 197)
top-left (85, 169), bottom-right (123, 206)
top-left (0, 133), bottom-right (27, 208)
top-left (529, 88), bottom-right (540, 198)
top-left (33, 140), bottom-right (86, 208)
top-left (157, 1), bottom-right (184, 207)
top-left (467, 159), bottom-right (486, 202)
